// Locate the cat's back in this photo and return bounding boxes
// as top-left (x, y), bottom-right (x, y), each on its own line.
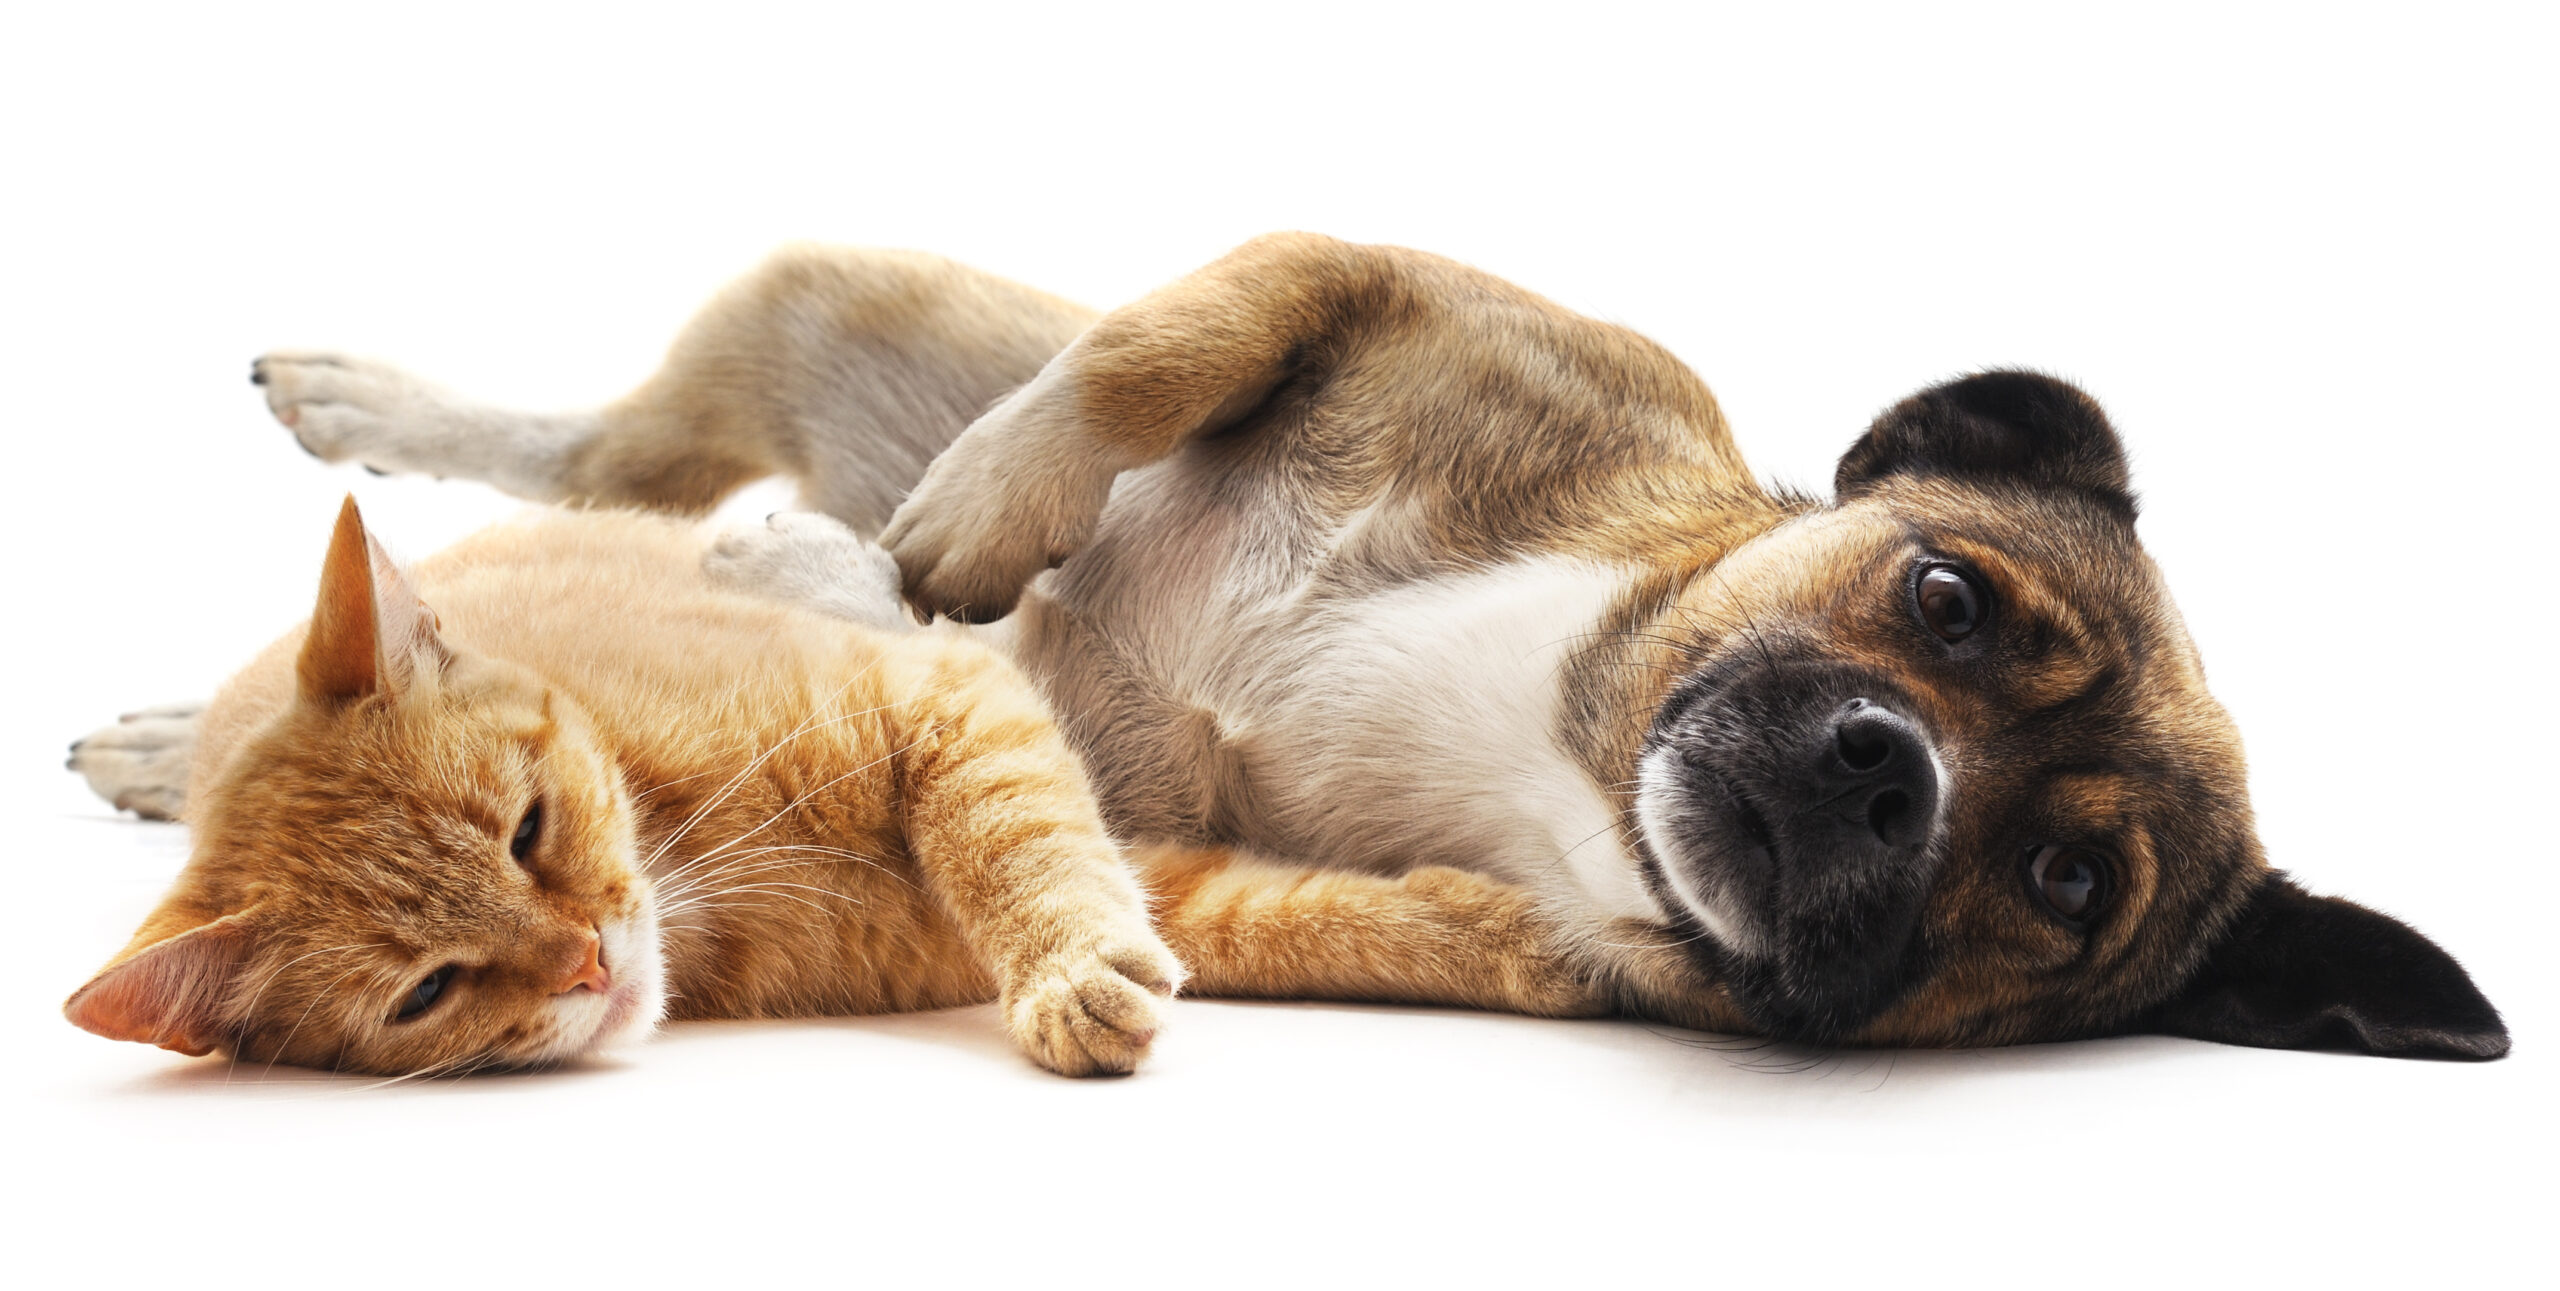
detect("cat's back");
top-left (420, 508), bottom-right (837, 666)
top-left (188, 509), bottom-right (891, 798)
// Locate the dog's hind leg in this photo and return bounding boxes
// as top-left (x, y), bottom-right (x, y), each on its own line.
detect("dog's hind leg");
top-left (256, 246), bottom-right (1096, 528)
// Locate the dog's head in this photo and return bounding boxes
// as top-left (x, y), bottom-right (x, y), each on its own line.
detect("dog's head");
top-left (1633, 371), bottom-right (2505, 1058)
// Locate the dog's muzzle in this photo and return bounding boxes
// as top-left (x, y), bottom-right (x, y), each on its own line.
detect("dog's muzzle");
top-left (1640, 671), bottom-right (1950, 1040)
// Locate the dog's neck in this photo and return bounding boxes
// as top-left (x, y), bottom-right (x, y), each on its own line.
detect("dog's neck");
top-left (1554, 499), bottom-right (1807, 797)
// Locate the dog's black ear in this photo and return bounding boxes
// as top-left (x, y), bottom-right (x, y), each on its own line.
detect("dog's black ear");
top-left (1836, 370), bottom-right (2136, 518)
top-left (2146, 874), bottom-right (2508, 1060)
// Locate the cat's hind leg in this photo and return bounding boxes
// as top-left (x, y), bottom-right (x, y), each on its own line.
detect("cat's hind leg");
top-left (66, 702), bottom-right (202, 821)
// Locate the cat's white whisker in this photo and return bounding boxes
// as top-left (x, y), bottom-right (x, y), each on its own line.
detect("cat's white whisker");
top-left (650, 844), bottom-right (896, 905)
top-left (633, 670), bottom-right (892, 875)
top-left (644, 701), bottom-right (949, 892)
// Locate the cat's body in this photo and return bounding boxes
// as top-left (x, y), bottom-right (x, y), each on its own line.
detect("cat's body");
top-left (68, 501), bottom-right (1182, 1076)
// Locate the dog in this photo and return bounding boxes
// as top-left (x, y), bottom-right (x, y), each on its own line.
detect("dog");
top-left (88, 233), bottom-right (2504, 1057)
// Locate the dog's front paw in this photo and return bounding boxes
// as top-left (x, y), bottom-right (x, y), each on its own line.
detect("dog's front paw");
top-left (67, 703), bottom-right (203, 821)
top-left (1002, 938), bottom-right (1182, 1077)
top-left (705, 512), bottom-right (911, 633)
top-left (880, 403), bottom-right (1122, 624)
top-left (251, 351), bottom-right (458, 474)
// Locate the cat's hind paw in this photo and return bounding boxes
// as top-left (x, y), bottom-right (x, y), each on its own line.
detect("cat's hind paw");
top-left (67, 702), bottom-right (202, 821)
top-left (705, 511), bottom-right (913, 634)
top-left (1003, 940), bottom-right (1182, 1077)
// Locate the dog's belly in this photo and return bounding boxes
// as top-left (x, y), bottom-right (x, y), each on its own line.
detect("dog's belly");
top-left (1020, 466), bottom-right (1662, 923)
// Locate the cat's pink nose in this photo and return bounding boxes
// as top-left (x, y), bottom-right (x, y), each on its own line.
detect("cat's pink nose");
top-left (555, 932), bottom-right (612, 995)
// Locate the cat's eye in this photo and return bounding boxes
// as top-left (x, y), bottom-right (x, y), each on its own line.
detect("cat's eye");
top-left (1914, 564), bottom-right (1987, 642)
top-left (2027, 844), bottom-right (2110, 924)
top-left (511, 800), bottom-right (544, 865)
top-left (394, 965), bottom-right (457, 1022)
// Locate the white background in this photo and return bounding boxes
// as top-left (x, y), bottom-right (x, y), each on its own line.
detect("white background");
top-left (2, 3), bottom-right (2551, 1286)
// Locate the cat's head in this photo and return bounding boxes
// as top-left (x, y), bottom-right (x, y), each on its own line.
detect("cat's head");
top-left (66, 497), bottom-right (665, 1075)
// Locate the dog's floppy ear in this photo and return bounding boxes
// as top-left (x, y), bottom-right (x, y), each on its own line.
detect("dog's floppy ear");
top-left (1836, 370), bottom-right (2135, 519)
top-left (2146, 873), bottom-right (2508, 1060)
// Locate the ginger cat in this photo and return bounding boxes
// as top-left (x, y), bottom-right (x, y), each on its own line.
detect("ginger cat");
top-left (63, 498), bottom-right (1185, 1076)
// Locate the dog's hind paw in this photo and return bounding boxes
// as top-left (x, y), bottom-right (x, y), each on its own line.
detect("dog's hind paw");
top-left (67, 702), bottom-right (202, 821)
top-left (705, 511), bottom-right (913, 633)
top-left (253, 351), bottom-right (464, 473)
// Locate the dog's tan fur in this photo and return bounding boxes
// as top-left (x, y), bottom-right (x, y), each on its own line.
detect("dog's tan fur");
top-left (94, 232), bottom-right (2497, 1057)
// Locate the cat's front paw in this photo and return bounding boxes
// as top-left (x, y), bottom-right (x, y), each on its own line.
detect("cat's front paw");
top-left (1003, 939), bottom-right (1183, 1077)
top-left (67, 703), bottom-right (202, 821)
top-left (251, 351), bottom-right (457, 474)
top-left (705, 512), bottom-right (911, 633)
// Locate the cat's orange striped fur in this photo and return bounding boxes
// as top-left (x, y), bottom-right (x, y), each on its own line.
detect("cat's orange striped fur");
top-left (66, 498), bottom-right (1182, 1076)
top-left (68, 498), bottom-right (1612, 1077)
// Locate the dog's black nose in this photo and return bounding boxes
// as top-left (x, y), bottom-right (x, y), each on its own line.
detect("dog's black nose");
top-left (1821, 699), bottom-right (1940, 850)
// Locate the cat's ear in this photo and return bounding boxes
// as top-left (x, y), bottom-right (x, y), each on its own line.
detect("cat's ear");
top-left (297, 494), bottom-right (449, 705)
top-left (2145, 874), bottom-right (2509, 1060)
top-left (63, 909), bottom-right (266, 1056)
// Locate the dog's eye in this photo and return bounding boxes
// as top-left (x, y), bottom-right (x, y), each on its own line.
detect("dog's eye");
top-left (1915, 565), bottom-right (1985, 642)
top-left (511, 799), bottom-right (544, 865)
top-left (2027, 845), bottom-right (2109, 923)
top-left (394, 965), bottom-right (457, 1022)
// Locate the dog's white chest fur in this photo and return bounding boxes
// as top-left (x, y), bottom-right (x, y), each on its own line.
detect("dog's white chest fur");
top-left (1197, 556), bottom-right (1660, 923)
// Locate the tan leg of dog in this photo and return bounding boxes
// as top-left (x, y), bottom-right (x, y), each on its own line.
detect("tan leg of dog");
top-left (882, 230), bottom-right (1747, 621)
top-left (1136, 841), bottom-right (1616, 1019)
top-left (255, 246), bottom-right (1094, 527)
top-left (1141, 841), bottom-right (1750, 1032)
top-left (881, 233), bottom-right (1389, 620)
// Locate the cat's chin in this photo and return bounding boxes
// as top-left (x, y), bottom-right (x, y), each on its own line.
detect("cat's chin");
top-left (521, 911), bottom-right (667, 1067)
top-left (587, 912), bottom-right (668, 1053)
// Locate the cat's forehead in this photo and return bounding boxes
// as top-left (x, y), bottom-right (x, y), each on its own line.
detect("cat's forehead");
top-left (191, 702), bottom-right (544, 888)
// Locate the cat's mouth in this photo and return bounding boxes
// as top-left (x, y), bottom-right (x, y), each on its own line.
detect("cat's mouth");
top-left (589, 909), bottom-right (667, 1049)
top-left (511, 909), bottom-right (665, 1067)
